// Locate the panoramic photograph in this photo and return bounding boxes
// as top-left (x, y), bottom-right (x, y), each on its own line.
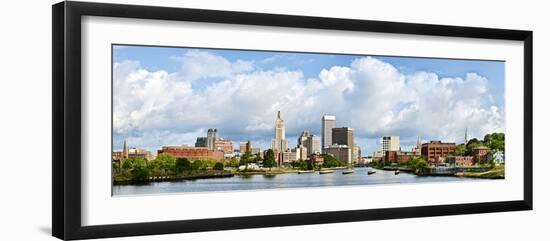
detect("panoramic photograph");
top-left (111, 44), bottom-right (505, 196)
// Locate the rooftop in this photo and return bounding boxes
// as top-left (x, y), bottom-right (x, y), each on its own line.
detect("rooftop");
top-left (473, 146), bottom-right (490, 150)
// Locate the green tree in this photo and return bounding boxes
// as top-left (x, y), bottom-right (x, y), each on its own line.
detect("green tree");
top-left (484, 133), bottom-right (505, 151)
top-left (153, 153), bottom-right (176, 175)
top-left (253, 154), bottom-right (263, 163)
top-left (213, 162), bottom-right (224, 171)
top-left (411, 157), bottom-right (429, 175)
top-left (120, 157), bottom-right (150, 181)
top-left (291, 159), bottom-right (309, 170)
top-left (112, 162), bottom-right (120, 173)
top-left (240, 151), bottom-right (252, 166)
top-left (190, 160), bottom-right (207, 171)
top-left (321, 154), bottom-right (344, 168)
top-left (228, 157), bottom-right (240, 168)
top-left (263, 149), bottom-right (276, 168)
top-left (175, 158), bottom-right (191, 174)
top-left (452, 144), bottom-right (467, 156)
top-left (130, 158), bottom-right (150, 181)
top-left (306, 161), bottom-right (314, 170)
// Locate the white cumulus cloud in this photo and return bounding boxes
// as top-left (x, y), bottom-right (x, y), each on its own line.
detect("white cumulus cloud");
top-left (113, 51), bottom-right (504, 153)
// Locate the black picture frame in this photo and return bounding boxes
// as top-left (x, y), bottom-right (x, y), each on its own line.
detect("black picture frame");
top-left (52, 1), bottom-right (533, 240)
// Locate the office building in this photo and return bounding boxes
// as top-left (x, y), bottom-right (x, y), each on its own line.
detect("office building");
top-left (353, 144), bottom-right (361, 164)
top-left (239, 141), bottom-right (252, 153)
top-left (382, 136), bottom-right (400, 153)
top-left (298, 130), bottom-right (321, 156)
top-left (214, 138), bottom-right (233, 154)
top-left (332, 127), bottom-right (354, 162)
top-left (321, 115), bottom-right (336, 149)
top-left (332, 127), bottom-right (354, 149)
top-left (297, 130), bottom-right (311, 146)
top-left (296, 145), bottom-right (308, 160)
top-left (306, 135), bottom-right (321, 155)
top-left (325, 144), bottom-right (352, 164)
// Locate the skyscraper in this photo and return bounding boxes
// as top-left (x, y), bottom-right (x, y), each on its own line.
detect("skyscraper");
top-left (207, 128), bottom-right (218, 150)
top-left (332, 127), bottom-right (354, 148)
top-left (306, 135), bottom-right (321, 155)
top-left (321, 115), bottom-right (336, 150)
top-left (271, 111), bottom-right (288, 152)
top-left (297, 130), bottom-right (311, 146)
top-left (332, 127), bottom-right (354, 163)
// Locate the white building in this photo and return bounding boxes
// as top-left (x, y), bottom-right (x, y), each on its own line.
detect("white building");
top-left (271, 111), bottom-right (288, 152)
top-left (352, 144), bottom-right (361, 164)
top-left (297, 130), bottom-right (311, 146)
top-left (490, 150), bottom-right (505, 165)
top-left (295, 145), bottom-right (308, 161)
top-left (298, 130), bottom-right (321, 156)
top-left (306, 135), bottom-right (321, 155)
top-left (382, 136), bottom-right (400, 153)
top-left (321, 115), bottom-right (336, 149)
top-left (282, 150), bottom-right (298, 163)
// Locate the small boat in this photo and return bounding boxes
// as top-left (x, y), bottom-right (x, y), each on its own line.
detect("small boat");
top-left (394, 170), bottom-right (400, 175)
top-left (298, 170), bottom-right (315, 174)
top-left (342, 169), bottom-right (355, 175)
top-left (319, 169), bottom-right (335, 174)
top-left (368, 170), bottom-right (376, 175)
top-left (263, 173), bottom-right (277, 177)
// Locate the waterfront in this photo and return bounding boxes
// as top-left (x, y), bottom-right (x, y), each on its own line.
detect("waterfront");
top-left (112, 167), bottom-right (479, 195)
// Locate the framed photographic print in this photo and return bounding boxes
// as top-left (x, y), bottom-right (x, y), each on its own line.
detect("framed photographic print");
top-left (52, 1), bottom-right (533, 240)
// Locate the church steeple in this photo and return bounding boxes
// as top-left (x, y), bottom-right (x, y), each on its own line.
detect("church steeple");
top-left (465, 127), bottom-right (469, 144)
top-left (123, 139), bottom-right (128, 159)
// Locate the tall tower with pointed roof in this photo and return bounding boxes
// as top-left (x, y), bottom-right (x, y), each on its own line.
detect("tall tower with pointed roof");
top-left (271, 110), bottom-right (288, 152)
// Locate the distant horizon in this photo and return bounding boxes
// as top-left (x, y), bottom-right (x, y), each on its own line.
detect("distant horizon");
top-left (113, 45), bottom-right (505, 155)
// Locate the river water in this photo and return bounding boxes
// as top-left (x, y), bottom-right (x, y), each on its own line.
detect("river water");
top-left (112, 167), bottom-right (479, 196)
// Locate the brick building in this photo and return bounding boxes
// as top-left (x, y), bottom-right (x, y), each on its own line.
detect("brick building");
top-left (421, 141), bottom-right (456, 164)
top-left (385, 150), bottom-right (419, 163)
top-left (214, 139), bottom-right (233, 154)
top-left (472, 146), bottom-right (491, 164)
top-left (385, 150), bottom-right (398, 162)
top-left (158, 146), bottom-right (224, 161)
top-left (309, 154), bottom-right (324, 166)
top-left (446, 156), bottom-right (474, 166)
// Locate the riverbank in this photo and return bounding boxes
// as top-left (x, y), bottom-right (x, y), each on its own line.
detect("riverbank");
top-left (372, 165), bottom-right (504, 179)
top-left (113, 166), bottom-right (475, 195)
top-left (234, 166), bottom-right (348, 176)
top-left (113, 171), bottom-right (234, 185)
top-left (114, 166), bottom-right (353, 184)
top-left (456, 166), bottom-right (505, 179)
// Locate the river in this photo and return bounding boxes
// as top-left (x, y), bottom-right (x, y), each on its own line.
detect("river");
top-left (112, 167), bottom-right (479, 196)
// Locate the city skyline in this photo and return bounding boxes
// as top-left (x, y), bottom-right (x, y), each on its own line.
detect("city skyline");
top-left (113, 45), bottom-right (505, 155)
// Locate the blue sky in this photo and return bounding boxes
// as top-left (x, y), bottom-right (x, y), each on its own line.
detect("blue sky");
top-left (112, 44), bottom-right (505, 156)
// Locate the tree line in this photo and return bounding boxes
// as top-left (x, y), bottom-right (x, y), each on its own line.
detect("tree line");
top-left (113, 153), bottom-right (226, 181)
